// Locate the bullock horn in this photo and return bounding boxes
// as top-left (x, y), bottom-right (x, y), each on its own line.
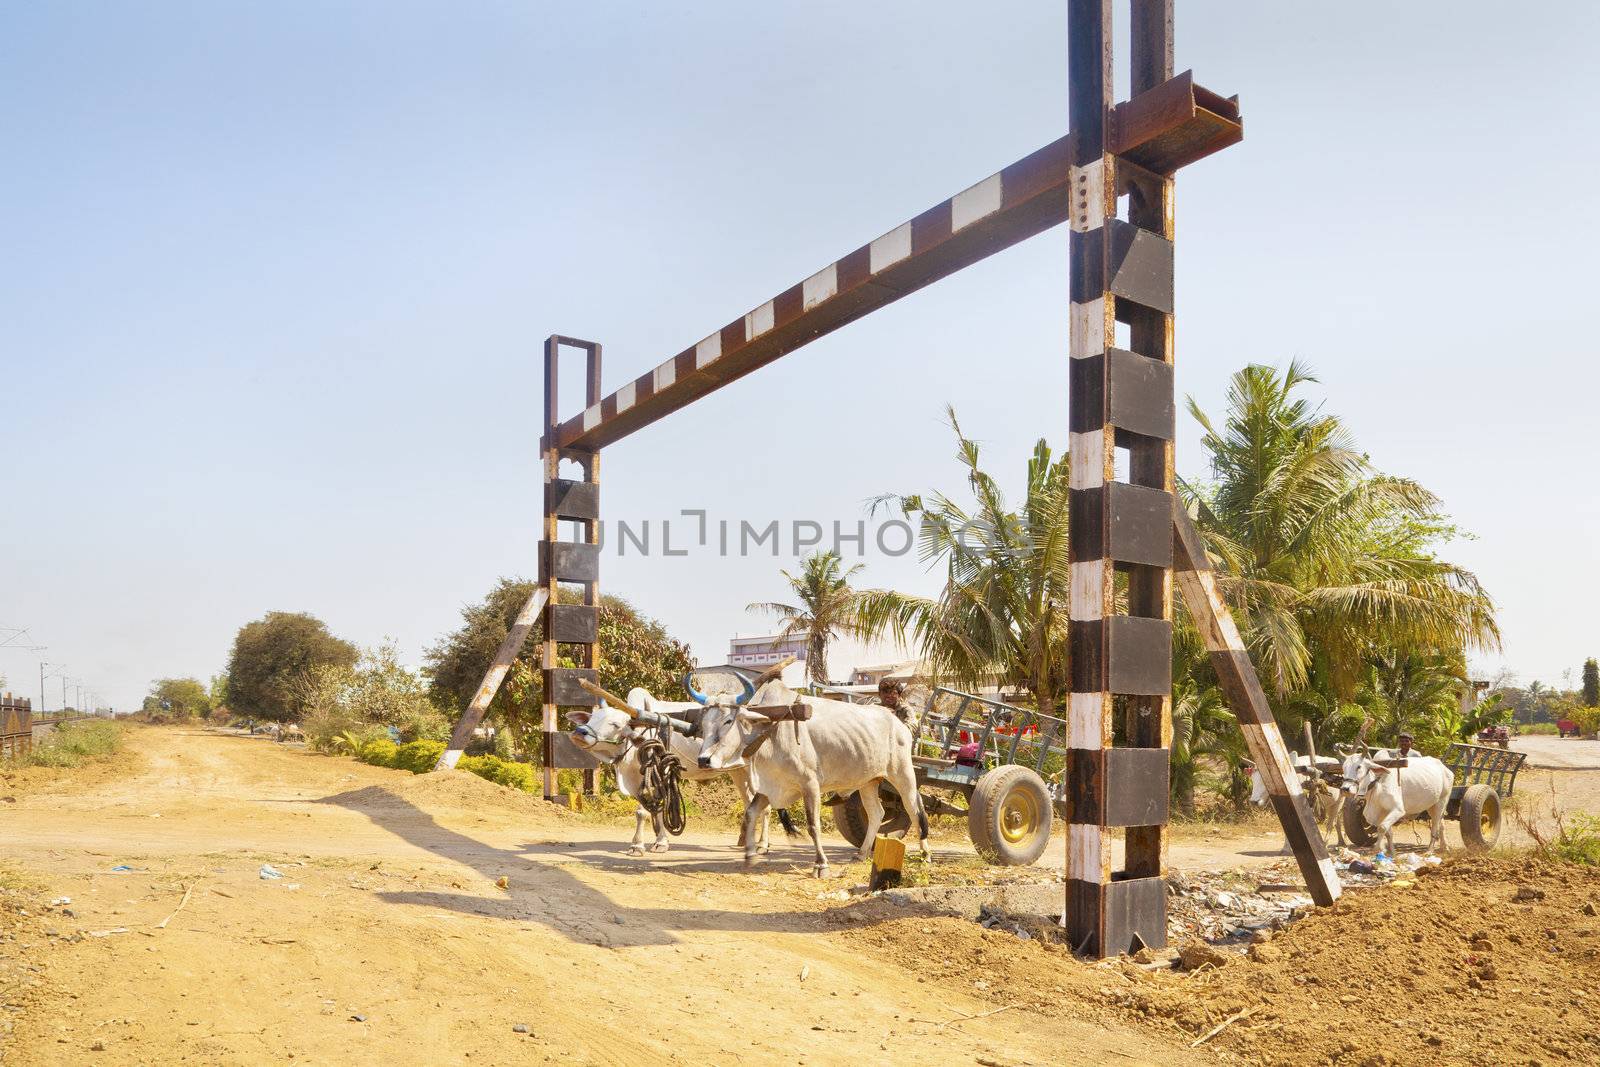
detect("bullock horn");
top-left (750, 655), bottom-right (798, 688)
top-left (732, 675), bottom-right (757, 706)
top-left (577, 678), bottom-right (636, 712)
top-left (731, 655), bottom-right (793, 706)
top-left (682, 672), bottom-right (711, 706)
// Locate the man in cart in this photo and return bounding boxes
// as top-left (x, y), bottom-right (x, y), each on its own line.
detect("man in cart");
top-left (1394, 731), bottom-right (1415, 760)
top-left (877, 678), bottom-right (910, 723)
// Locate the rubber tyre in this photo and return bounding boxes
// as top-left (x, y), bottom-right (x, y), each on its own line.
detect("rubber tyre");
top-left (1459, 784), bottom-right (1500, 851)
top-left (834, 788), bottom-right (911, 849)
top-left (967, 765), bottom-right (1052, 866)
top-left (1342, 798), bottom-right (1376, 848)
top-left (834, 795), bottom-right (868, 849)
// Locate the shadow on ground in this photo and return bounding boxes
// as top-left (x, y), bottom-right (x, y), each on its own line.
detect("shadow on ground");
top-left (318, 785), bottom-right (917, 948)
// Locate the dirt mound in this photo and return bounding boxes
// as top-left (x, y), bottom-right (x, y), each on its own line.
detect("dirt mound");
top-left (842, 855), bottom-right (1600, 1065)
top-left (1138, 855), bottom-right (1600, 1065)
top-left (320, 769), bottom-right (577, 824)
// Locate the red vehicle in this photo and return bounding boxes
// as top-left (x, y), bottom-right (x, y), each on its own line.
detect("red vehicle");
top-left (1558, 719), bottom-right (1582, 738)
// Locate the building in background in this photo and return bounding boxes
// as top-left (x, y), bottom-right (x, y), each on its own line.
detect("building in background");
top-left (848, 660), bottom-right (926, 687)
top-left (728, 632), bottom-right (809, 669)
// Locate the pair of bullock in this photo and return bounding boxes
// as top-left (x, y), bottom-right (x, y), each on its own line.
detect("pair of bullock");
top-left (1249, 745), bottom-right (1454, 856)
top-left (566, 663), bottom-right (929, 877)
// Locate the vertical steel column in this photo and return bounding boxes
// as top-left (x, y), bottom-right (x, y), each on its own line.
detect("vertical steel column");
top-left (541, 336), bottom-right (603, 800)
top-left (1121, 0), bottom-right (1177, 904)
top-left (1065, 0), bottom-right (1176, 958)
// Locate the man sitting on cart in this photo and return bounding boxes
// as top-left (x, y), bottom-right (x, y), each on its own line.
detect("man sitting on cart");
top-left (1394, 731), bottom-right (1414, 760)
top-left (877, 678), bottom-right (909, 723)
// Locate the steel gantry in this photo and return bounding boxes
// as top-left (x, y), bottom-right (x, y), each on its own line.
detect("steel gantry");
top-left (444, 0), bottom-right (1342, 958)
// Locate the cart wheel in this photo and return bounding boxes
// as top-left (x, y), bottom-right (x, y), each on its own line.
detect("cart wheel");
top-left (1342, 798), bottom-right (1375, 848)
top-left (1459, 784), bottom-right (1500, 851)
top-left (835, 794), bottom-right (868, 849)
top-left (833, 788), bottom-right (911, 849)
top-left (968, 766), bottom-right (1052, 866)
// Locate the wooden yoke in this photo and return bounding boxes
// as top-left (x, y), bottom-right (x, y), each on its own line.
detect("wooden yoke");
top-left (745, 701), bottom-right (812, 722)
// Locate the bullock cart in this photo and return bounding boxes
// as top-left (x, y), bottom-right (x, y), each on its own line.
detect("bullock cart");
top-left (831, 687), bottom-right (1067, 867)
top-left (1342, 742), bottom-right (1523, 852)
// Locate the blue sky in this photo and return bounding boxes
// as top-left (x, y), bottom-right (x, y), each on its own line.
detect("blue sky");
top-left (3, 2), bottom-right (1597, 709)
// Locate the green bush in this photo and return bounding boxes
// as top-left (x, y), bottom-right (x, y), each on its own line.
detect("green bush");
top-left (1521, 723), bottom-right (1559, 736)
top-left (29, 720), bottom-right (122, 768)
top-left (457, 754), bottom-right (538, 793)
top-left (1573, 706), bottom-right (1600, 737)
top-left (489, 760), bottom-right (537, 792)
top-left (455, 754), bottom-right (494, 778)
top-left (350, 736), bottom-right (542, 794)
top-left (393, 740), bottom-right (446, 774)
top-left (357, 738), bottom-right (399, 768)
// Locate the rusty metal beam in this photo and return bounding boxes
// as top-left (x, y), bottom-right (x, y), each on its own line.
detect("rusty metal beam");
top-left (542, 336), bottom-right (604, 798)
top-left (1171, 499), bottom-right (1342, 907)
top-left (435, 587), bottom-right (548, 771)
top-left (549, 134), bottom-right (1075, 453)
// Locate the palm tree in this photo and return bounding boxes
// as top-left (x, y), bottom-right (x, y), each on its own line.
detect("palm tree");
top-left (1368, 650), bottom-right (1465, 737)
top-left (1169, 619), bottom-right (1242, 815)
top-left (1186, 361), bottom-right (1500, 700)
top-left (748, 551), bottom-right (864, 684)
top-left (852, 408), bottom-right (1072, 715)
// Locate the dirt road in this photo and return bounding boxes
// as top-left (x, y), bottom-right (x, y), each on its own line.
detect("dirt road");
top-left (0, 727), bottom-right (1204, 1066)
top-left (1513, 734), bottom-right (1600, 771)
top-left (7, 727), bottom-right (1599, 1066)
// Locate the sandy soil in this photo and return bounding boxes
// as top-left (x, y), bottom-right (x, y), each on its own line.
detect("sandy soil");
top-left (3, 726), bottom-right (1599, 1067)
top-left (0, 727), bottom-right (1197, 1066)
top-left (863, 854), bottom-right (1600, 1066)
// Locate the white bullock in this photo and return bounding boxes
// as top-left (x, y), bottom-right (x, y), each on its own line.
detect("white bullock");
top-left (1344, 750), bottom-right (1454, 856)
top-left (1247, 753), bottom-right (1347, 850)
top-left (567, 684), bottom-right (780, 856)
top-left (696, 678), bottom-right (929, 877)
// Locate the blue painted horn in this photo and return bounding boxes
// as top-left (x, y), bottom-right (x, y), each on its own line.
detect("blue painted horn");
top-left (733, 675), bottom-right (757, 706)
top-left (683, 672), bottom-right (710, 706)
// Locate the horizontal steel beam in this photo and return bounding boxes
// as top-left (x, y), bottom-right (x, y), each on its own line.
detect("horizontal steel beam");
top-left (550, 134), bottom-right (1074, 452)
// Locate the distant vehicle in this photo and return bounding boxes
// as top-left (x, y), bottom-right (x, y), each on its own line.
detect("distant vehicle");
top-left (1557, 718), bottom-right (1582, 738)
top-left (1476, 724), bottom-right (1510, 748)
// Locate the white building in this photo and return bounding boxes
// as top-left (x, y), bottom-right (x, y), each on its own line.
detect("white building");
top-left (728, 632), bottom-right (809, 669)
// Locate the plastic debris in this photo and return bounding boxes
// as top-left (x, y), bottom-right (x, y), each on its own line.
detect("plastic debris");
top-left (259, 865), bottom-right (285, 880)
top-left (109, 865), bottom-right (134, 873)
top-left (50, 897), bottom-right (71, 907)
